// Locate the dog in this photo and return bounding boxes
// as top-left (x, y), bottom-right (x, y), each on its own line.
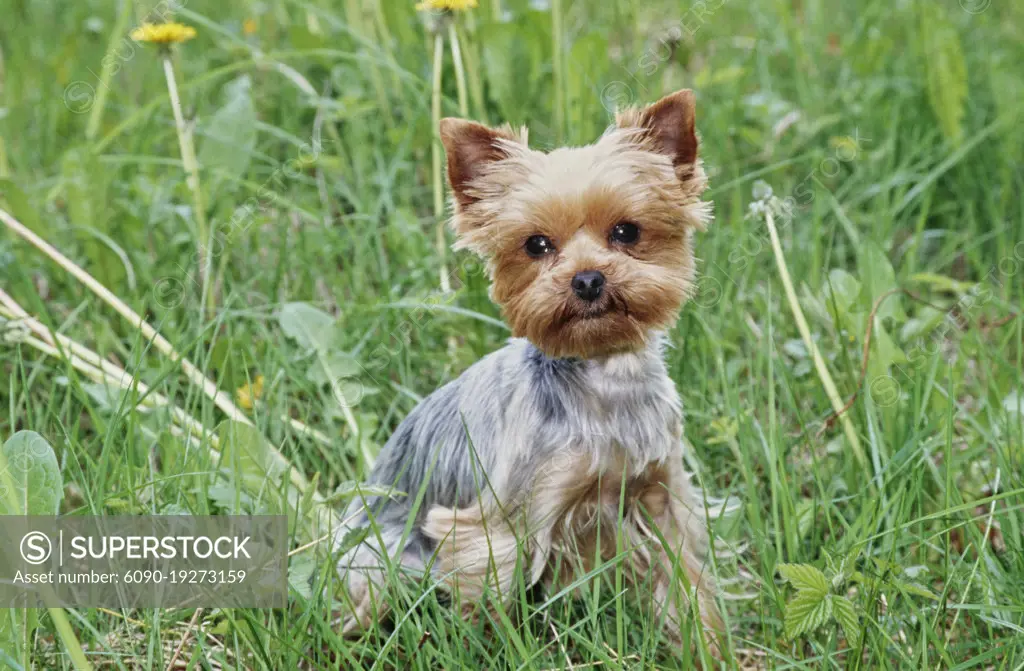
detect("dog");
top-left (337, 88), bottom-right (721, 644)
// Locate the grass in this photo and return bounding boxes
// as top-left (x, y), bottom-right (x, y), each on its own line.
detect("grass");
top-left (1, 0), bottom-right (1023, 668)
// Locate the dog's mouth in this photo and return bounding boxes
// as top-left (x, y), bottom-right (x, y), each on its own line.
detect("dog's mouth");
top-left (522, 289), bottom-right (647, 358)
top-left (558, 291), bottom-right (630, 324)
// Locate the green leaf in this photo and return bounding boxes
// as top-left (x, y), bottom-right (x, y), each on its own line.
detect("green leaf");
top-left (778, 563), bottom-right (829, 596)
top-left (832, 595), bottom-right (860, 643)
top-left (919, 4), bottom-right (967, 145)
top-left (336, 526), bottom-right (369, 557)
top-left (0, 431), bottom-right (64, 515)
top-left (305, 351), bottom-right (362, 386)
top-left (825, 268), bottom-right (862, 320)
top-left (894, 578), bottom-right (940, 601)
top-left (857, 242), bottom-right (904, 322)
top-left (215, 420), bottom-right (288, 495)
top-left (199, 76), bottom-right (257, 184)
top-left (287, 555), bottom-right (317, 600)
top-left (323, 482), bottom-right (405, 506)
top-left (277, 302), bottom-right (336, 353)
top-left (869, 318), bottom-right (907, 376)
top-left (0, 432), bottom-right (64, 666)
top-left (784, 590), bottom-right (833, 639)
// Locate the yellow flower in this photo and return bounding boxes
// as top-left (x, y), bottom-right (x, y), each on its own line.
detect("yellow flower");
top-left (235, 375), bottom-right (265, 410)
top-left (415, 0), bottom-right (478, 11)
top-left (130, 22), bottom-right (197, 45)
top-left (243, 18), bottom-right (258, 35)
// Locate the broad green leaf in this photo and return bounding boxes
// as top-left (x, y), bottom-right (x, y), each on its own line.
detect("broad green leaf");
top-left (869, 318), bottom-right (907, 376)
top-left (199, 76), bottom-right (257, 183)
top-left (857, 242), bottom-right (904, 322)
top-left (784, 590), bottom-right (833, 639)
top-left (305, 351), bottom-right (362, 385)
top-left (900, 306), bottom-right (947, 341)
top-left (287, 555), bottom-right (317, 600)
top-left (323, 482), bottom-right (405, 506)
top-left (795, 499), bottom-right (816, 539)
top-left (277, 302), bottom-right (335, 353)
top-left (0, 431), bottom-right (63, 515)
top-left (894, 578), bottom-right (940, 601)
top-left (832, 595), bottom-right (860, 643)
top-left (336, 526), bottom-right (369, 556)
top-left (799, 284), bottom-right (834, 330)
top-left (215, 420), bottom-right (288, 494)
top-left (778, 563), bottom-right (829, 595)
top-left (204, 483), bottom-right (257, 513)
top-left (78, 380), bottom-right (152, 414)
top-left (825, 269), bottom-right (862, 319)
top-left (920, 4), bottom-right (967, 145)
top-left (0, 432), bottom-right (63, 666)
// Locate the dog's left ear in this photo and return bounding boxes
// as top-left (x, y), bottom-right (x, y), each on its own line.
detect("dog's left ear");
top-left (439, 118), bottom-right (524, 209)
top-left (617, 89), bottom-right (698, 175)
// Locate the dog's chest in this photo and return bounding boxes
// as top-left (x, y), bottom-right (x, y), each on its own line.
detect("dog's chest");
top-left (559, 350), bottom-right (683, 468)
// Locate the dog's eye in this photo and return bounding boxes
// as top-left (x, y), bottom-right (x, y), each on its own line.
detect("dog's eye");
top-left (524, 235), bottom-right (556, 257)
top-left (609, 221), bottom-right (640, 245)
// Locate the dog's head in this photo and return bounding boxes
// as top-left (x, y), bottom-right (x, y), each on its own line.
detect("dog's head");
top-left (441, 89), bottom-right (711, 359)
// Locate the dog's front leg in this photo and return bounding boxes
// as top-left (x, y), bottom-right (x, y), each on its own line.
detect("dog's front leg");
top-left (642, 455), bottom-right (721, 647)
top-left (422, 451), bottom-right (593, 615)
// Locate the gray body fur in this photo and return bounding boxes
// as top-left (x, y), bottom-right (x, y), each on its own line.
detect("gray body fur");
top-left (336, 332), bottom-right (705, 623)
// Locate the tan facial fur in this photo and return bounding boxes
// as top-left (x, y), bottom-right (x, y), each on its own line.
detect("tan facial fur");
top-left (440, 90), bottom-right (711, 358)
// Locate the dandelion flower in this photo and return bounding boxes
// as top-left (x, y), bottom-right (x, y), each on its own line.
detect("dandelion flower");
top-left (236, 375), bottom-right (265, 410)
top-left (131, 22), bottom-right (197, 45)
top-left (416, 0), bottom-right (478, 11)
top-left (243, 18), bottom-right (258, 35)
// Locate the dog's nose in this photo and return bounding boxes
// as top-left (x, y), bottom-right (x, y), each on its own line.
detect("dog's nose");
top-left (571, 270), bottom-right (605, 302)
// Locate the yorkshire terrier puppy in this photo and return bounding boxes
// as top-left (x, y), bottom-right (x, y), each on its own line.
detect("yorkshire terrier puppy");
top-left (338, 89), bottom-right (719, 641)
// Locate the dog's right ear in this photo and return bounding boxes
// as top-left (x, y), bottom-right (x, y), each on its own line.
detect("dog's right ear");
top-left (616, 89), bottom-right (699, 179)
top-left (439, 118), bottom-right (523, 209)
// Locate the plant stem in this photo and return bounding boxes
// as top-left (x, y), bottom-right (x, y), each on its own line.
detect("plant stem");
top-left (448, 22), bottom-right (469, 118)
top-left (0, 208), bottom-right (326, 493)
top-left (161, 53), bottom-right (213, 319)
top-left (85, 0), bottom-right (132, 141)
top-left (1, 294), bottom-right (341, 536)
top-left (430, 31), bottom-right (451, 293)
top-left (459, 12), bottom-right (486, 120)
top-left (47, 609), bottom-right (93, 670)
top-left (764, 210), bottom-right (867, 467)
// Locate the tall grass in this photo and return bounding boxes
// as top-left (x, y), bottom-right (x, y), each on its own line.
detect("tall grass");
top-left (1, 0), bottom-right (1022, 667)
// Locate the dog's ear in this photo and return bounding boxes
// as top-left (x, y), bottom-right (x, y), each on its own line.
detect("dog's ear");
top-left (616, 89), bottom-right (698, 174)
top-left (439, 118), bottom-right (523, 208)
